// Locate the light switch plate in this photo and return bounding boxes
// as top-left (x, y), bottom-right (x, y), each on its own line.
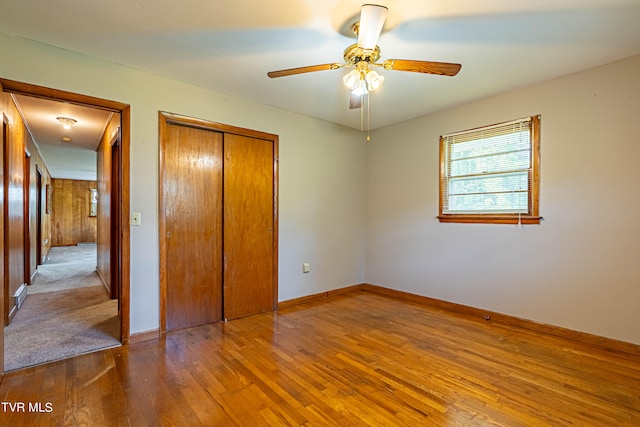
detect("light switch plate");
top-left (131, 212), bottom-right (142, 226)
top-left (302, 262), bottom-right (310, 273)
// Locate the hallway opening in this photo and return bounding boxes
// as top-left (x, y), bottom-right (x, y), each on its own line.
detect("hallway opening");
top-left (0, 78), bottom-right (130, 373)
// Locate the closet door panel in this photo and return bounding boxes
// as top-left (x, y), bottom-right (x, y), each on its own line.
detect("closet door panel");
top-left (163, 124), bottom-right (223, 331)
top-left (223, 134), bottom-right (274, 320)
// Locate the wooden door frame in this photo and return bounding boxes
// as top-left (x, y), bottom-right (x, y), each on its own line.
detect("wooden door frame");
top-left (23, 148), bottom-right (31, 285)
top-left (0, 79), bottom-right (131, 351)
top-left (35, 165), bottom-right (43, 266)
top-left (110, 132), bottom-right (120, 300)
top-left (0, 82), bottom-right (5, 373)
top-left (1, 111), bottom-right (7, 333)
top-left (158, 111), bottom-right (279, 334)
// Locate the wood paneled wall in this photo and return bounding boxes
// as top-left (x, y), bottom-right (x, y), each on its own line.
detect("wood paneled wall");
top-left (3, 95), bottom-right (24, 321)
top-left (51, 179), bottom-right (97, 246)
top-left (96, 113), bottom-right (120, 293)
top-left (27, 135), bottom-right (51, 268)
top-left (2, 93), bottom-right (52, 323)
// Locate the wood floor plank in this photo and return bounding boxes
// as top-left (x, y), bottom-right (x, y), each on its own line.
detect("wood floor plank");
top-left (1, 291), bottom-right (639, 426)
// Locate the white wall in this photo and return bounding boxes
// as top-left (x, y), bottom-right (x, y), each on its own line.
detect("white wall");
top-left (366, 55), bottom-right (640, 345)
top-left (0, 33), bottom-right (367, 334)
top-left (3, 32), bottom-right (639, 346)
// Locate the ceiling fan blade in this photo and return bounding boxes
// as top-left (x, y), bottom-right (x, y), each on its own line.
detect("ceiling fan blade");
top-left (267, 63), bottom-right (340, 78)
top-left (349, 93), bottom-right (362, 109)
top-left (384, 59), bottom-right (462, 76)
top-left (357, 4), bottom-right (388, 50)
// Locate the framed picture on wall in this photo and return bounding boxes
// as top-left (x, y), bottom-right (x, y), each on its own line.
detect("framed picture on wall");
top-left (89, 188), bottom-right (97, 217)
top-left (46, 184), bottom-right (53, 214)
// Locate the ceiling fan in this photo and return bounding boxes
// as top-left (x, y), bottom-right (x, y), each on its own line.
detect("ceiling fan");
top-left (267, 4), bottom-right (462, 110)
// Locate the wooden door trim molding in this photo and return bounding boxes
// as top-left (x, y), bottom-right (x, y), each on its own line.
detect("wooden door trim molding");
top-left (0, 83), bottom-right (5, 374)
top-left (272, 137), bottom-right (279, 311)
top-left (23, 149), bottom-right (31, 286)
top-left (0, 78), bottom-right (131, 345)
top-left (118, 106), bottom-right (131, 344)
top-left (158, 111), bottom-right (279, 333)
top-left (0, 79), bottom-right (127, 112)
top-left (160, 111), bottom-right (278, 142)
top-left (158, 114), bottom-right (169, 334)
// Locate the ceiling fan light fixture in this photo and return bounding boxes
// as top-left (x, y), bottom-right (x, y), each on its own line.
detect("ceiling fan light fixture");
top-left (266, 3), bottom-right (461, 140)
top-left (357, 4), bottom-right (388, 50)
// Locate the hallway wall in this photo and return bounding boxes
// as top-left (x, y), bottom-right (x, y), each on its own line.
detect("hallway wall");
top-left (2, 92), bottom-right (52, 322)
top-left (96, 113), bottom-right (121, 296)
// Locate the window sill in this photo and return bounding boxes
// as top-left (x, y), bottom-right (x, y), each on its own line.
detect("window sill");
top-left (437, 215), bottom-right (543, 225)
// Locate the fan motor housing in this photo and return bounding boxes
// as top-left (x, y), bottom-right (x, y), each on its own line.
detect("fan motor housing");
top-left (343, 44), bottom-right (381, 65)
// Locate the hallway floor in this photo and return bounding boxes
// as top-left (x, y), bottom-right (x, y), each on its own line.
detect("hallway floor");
top-left (4, 244), bottom-right (120, 371)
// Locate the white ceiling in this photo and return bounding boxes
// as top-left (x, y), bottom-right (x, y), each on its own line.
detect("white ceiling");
top-left (11, 94), bottom-right (112, 180)
top-left (2, 0), bottom-right (640, 177)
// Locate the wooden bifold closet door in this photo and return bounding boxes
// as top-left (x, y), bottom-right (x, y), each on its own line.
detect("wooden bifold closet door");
top-left (159, 113), bottom-right (277, 333)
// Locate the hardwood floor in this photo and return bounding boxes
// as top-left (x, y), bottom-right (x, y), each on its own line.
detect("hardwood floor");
top-left (1, 291), bottom-right (639, 426)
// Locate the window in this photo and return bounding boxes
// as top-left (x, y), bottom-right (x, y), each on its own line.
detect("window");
top-left (439, 115), bottom-right (541, 224)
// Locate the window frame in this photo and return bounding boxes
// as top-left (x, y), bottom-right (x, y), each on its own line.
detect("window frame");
top-left (438, 115), bottom-right (541, 224)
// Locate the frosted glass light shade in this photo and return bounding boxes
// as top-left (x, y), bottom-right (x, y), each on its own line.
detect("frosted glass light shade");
top-left (365, 70), bottom-right (384, 91)
top-left (343, 69), bottom-right (361, 89)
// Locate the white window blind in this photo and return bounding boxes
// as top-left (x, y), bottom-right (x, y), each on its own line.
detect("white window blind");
top-left (441, 117), bottom-right (534, 215)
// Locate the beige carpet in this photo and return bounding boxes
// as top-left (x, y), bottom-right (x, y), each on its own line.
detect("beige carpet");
top-left (4, 244), bottom-right (120, 371)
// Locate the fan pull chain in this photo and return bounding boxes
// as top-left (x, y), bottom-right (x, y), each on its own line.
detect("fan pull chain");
top-left (360, 95), bottom-right (364, 132)
top-left (366, 93), bottom-right (371, 142)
